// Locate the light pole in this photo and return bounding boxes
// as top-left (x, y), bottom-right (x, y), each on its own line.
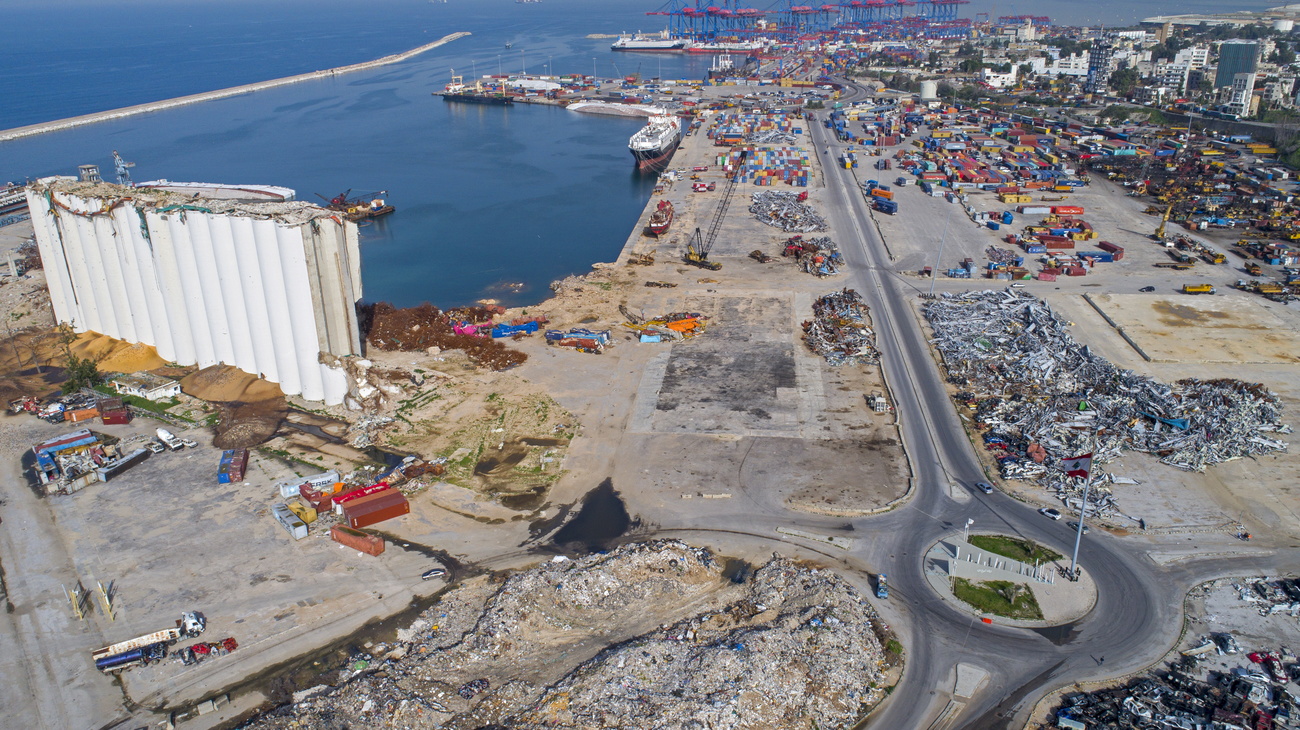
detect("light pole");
top-left (521, 49), bottom-right (526, 75)
top-left (928, 195), bottom-right (957, 296)
top-left (593, 57), bottom-right (597, 82)
top-left (1067, 432), bottom-right (1100, 580)
top-left (963, 518), bottom-right (973, 542)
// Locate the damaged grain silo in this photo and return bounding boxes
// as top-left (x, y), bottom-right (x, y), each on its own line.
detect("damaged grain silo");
top-left (26, 178), bottom-right (363, 405)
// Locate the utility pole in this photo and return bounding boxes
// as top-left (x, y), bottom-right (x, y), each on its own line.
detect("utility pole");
top-left (928, 199), bottom-right (957, 297)
top-left (1068, 434), bottom-right (1099, 581)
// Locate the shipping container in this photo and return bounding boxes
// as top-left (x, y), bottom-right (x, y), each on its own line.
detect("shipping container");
top-left (1018, 206), bottom-right (1052, 215)
top-left (101, 408), bottom-right (132, 425)
top-left (1052, 205), bottom-right (1084, 215)
top-left (333, 484), bottom-right (392, 513)
top-left (341, 490), bottom-right (410, 530)
top-left (95, 447), bottom-right (150, 482)
top-left (272, 503), bottom-right (308, 540)
top-left (66, 407), bottom-right (100, 423)
top-left (330, 524), bottom-right (385, 557)
top-left (275, 470), bottom-right (340, 500)
top-left (1097, 241), bottom-right (1125, 259)
top-left (286, 499), bottom-right (318, 524)
top-left (217, 449), bottom-right (249, 484)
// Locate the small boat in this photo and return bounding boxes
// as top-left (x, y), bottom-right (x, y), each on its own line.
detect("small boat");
top-left (505, 41), bottom-right (513, 48)
top-left (646, 200), bottom-right (674, 237)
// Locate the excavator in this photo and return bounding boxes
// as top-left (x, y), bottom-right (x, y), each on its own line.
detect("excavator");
top-left (684, 151), bottom-right (747, 271)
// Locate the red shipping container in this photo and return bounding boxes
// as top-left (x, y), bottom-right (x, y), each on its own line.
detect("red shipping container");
top-left (1065, 266), bottom-right (1087, 276)
top-left (341, 490), bottom-right (409, 529)
top-left (995, 186), bottom-right (1020, 193)
top-left (1052, 205), bottom-right (1084, 215)
top-left (101, 408), bottom-right (132, 425)
top-left (333, 484), bottom-right (391, 513)
top-left (330, 524), bottom-right (385, 556)
top-left (1044, 241), bottom-right (1075, 250)
top-left (1037, 273), bottom-right (1058, 282)
top-left (1040, 267), bottom-right (1062, 275)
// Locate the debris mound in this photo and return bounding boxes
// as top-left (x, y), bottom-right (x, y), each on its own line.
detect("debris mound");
top-left (923, 291), bottom-right (1289, 505)
top-left (803, 289), bottom-right (879, 366)
top-left (783, 235), bottom-right (843, 277)
top-left (243, 540), bottom-right (891, 730)
top-left (366, 302), bottom-right (527, 370)
top-left (749, 190), bottom-right (827, 233)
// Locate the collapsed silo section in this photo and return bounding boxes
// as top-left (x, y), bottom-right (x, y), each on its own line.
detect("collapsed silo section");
top-left (26, 179), bottom-right (363, 405)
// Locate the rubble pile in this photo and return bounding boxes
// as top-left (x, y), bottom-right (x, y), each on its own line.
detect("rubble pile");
top-left (365, 302), bottom-right (528, 370)
top-left (985, 245), bottom-right (1020, 265)
top-left (803, 288), bottom-right (879, 366)
top-left (925, 291), bottom-right (1290, 509)
top-left (245, 540), bottom-right (891, 730)
top-left (749, 190), bottom-right (827, 233)
top-left (783, 236), bottom-right (843, 277)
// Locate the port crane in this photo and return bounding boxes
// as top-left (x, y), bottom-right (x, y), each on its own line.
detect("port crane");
top-left (685, 150), bottom-right (747, 270)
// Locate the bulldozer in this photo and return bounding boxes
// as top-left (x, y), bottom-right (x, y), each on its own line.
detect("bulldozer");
top-left (684, 228), bottom-right (721, 271)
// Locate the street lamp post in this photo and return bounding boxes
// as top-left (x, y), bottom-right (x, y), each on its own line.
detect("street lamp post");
top-left (928, 198), bottom-right (957, 297)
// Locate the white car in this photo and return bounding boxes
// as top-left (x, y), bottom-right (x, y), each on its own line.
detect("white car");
top-left (145, 439), bottom-right (165, 454)
top-left (181, 437), bottom-right (198, 449)
top-left (1038, 507), bottom-right (1062, 521)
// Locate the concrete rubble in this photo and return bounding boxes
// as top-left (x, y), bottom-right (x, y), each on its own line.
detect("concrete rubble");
top-left (749, 190), bottom-right (827, 233)
top-left (243, 540), bottom-right (892, 730)
top-left (803, 288), bottom-right (879, 366)
top-left (923, 290), bottom-right (1289, 516)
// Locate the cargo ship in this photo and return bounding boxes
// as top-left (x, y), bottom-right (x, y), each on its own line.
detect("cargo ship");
top-left (611, 31), bottom-right (687, 52)
top-left (436, 74), bottom-right (513, 105)
top-left (629, 114), bottom-right (682, 170)
top-left (0, 184), bottom-right (29, 217)
top-left (646, 200), bottom-right (674, 236)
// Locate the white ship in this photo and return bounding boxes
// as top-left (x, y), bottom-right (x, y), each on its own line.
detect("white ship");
top-left (629, 114), bottom-right (682, 170)
top-left (685, 39), bottom-right (768, 54)
top-left (611, 30), bottom-right (687, 52)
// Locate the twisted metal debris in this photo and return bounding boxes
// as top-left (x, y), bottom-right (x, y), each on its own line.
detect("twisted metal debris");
top-left (750, 190), bottom-right (827, 233)
top-left (803, 289), bottom-right (879, 365)
top-left (784, 236), bottom-right (843, 277)
top-left (985, 246), bottom-right (1019, 265)
top-left (924, 290), bottom-right (1289, 509)
top-left (748, 130), bottom-right (800, 145)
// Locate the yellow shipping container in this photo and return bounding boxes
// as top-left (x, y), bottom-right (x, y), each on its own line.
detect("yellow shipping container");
top-left (287, 499), bottom-right (318, 524)
top-left (932, 130), bottom-right (953, 138)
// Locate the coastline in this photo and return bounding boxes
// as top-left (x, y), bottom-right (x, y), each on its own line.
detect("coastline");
top-left (0, 31), bottom-right (471, 144)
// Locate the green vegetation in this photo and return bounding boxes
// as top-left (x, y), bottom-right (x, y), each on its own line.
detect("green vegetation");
top-left (952, 578), bottom-right (1044, 620)
top-left (969, 534), bottom-right (1061, 563)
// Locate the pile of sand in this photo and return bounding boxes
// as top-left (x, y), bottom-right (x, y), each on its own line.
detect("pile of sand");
top-left (181, 365), bottom-right (286, 449)
top-left (70, 332), bottom-right (167, 372)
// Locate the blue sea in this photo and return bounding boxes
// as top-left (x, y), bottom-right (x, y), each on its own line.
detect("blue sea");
top-left (0, 0), bottom-right (1282, 306)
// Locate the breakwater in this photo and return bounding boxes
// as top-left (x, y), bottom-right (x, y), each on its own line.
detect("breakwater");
top-left (0, 31), bottom-right (471, 143)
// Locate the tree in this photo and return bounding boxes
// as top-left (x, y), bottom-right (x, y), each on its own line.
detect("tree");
top-left (1109, 66), bottom-right (1140, 95)
top-left (958, 58), bottom-right (983, 74)
top-left (56, 325), bottom-right (103, 394)
top-left (1270, 44), bottom-right (1296, 66)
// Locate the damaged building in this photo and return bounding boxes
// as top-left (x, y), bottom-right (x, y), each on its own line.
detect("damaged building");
top-left (26, 179), bottom-right (363, 404)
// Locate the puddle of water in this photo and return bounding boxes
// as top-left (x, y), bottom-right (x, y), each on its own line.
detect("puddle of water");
top-left (520, 437), bottom-right (565, 447)
top-left (550, 478), bottom-right (631, 552)
top-left (722, 558), bottom-right (753, 584)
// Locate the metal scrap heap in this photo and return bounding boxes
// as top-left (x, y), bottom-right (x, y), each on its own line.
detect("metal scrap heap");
top-left (803, 288), bottom-right (879, 366)
top-left (783, 236), bottom-right (843, 277)
top-left (924, 290), bottom-right (1289, 500)
top-left (750, 190), bottom-right (828, 233)
top-left (748, 129), bottom-right (799, 145)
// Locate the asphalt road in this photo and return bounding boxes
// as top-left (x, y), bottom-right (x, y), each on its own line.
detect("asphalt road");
top-left (810, 80), bottom-right (1289, 729)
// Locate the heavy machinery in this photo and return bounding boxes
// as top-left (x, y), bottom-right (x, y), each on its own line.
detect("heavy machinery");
top-left (684, 151), bottom-right (747, 271)
top-left (1153, 202), bottom-right (1174, 241)
top-left (316, 189), bottom-right (395, 222)
top-left (92, 611), bottom-right (206, 673)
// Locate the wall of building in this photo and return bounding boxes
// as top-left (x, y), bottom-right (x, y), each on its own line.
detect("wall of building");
top-left (27, 182), bottom-right (363, 404)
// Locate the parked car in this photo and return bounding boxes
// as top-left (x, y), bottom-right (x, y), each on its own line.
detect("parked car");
top-left (180, 437), bottom-right (198, 449)
top-left (975, 482), bottom-right (994, 495)
top-left (1066, 520), bottom-right (1089, 534)
top-left (1038, 507), bottom-right (1062, 520)
top-left (145, 439), bottom-right (165, 454)
top-left (421, 568), bottom-right (446, 580)
top-left (1140, 285), bottom-right (1156, 292)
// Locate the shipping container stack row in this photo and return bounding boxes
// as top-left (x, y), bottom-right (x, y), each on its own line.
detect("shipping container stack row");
top-left (708, 112), bottom-right (803, 147)
top-left (718, 146), bottom-right (810, 187)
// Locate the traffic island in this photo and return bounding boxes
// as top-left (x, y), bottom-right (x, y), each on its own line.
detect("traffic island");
top-left (923, 534), bottom-right (1098, 627)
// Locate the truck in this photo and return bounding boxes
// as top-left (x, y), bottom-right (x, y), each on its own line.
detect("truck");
top-left (875, 573), bottom-right (888, 599)
top-left (155, 428), bottom-right (184, 451)
top-left (92, 612), bottom-right (206, 672)
top-left (1183, 284), bottom-right (1216, 295)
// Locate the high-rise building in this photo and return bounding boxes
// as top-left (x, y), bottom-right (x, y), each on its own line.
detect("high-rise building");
top-left (1226, 72), bottom-right (1257, 117)
top-left (1085, 39), bottom-right (1115, 95)
top-left (1215, 41), bottom-right (1259, 88)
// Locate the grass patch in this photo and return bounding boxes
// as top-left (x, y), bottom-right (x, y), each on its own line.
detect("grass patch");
top-left (951, 578), bottom-right (1044, 620)
top-left (969, 534), bottom-right (1061, 564)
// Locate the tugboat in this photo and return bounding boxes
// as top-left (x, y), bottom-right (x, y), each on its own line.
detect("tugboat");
top-left (646, 200), bottom-right (674, 237)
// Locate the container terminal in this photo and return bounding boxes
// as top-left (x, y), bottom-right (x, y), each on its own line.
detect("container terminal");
top-left (7, 6), bottom-right (1300, 730)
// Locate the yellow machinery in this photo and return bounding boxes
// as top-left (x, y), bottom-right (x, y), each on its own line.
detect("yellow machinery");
top-left (1154, 203), bottom-right (1174, 240)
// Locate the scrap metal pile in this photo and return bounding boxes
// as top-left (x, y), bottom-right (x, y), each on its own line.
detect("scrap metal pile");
top-left (783, 236), bottom-right (843, 277)
top-left (242, 540), bottom-right (893, 730)
top-left (803, 289), bottom-right (879, 366)
top-left (620, 309), bottom-right (709, 342)
top-left (748, 129), bottom-right (799, 145)
top-left (366, 303), bottom-right (527, 370)
top-left (925, 291), bottom-right (1289, 509)
top-left (750, 190), bottom-right (827, 233)
top-left (985, 246), bottom-right (1020, 265)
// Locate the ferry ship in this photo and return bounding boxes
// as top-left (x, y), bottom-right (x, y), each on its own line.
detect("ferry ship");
top-left (629, 114), bottom-right (682, 170)
top-left (611, 31), bottom-right (687, 52)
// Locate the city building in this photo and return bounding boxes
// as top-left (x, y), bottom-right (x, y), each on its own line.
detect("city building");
top-left (1174, 46), bottom-right (1210, 70)
top-left (26, 179), bottom-right (364, 405)
top-left (1031, 51), bottom-right (1092, 78)
top-left (1215, 40), bottom-right (1260, 88)
top-left (1086, 39), bottom-right (1115, 94)
top-left (1154, 62), bottom-right (1191, 93)
top-left (1226, 72), bottom-right (1258, 117)
top-left (110, 373), bottom-right (182, 401)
